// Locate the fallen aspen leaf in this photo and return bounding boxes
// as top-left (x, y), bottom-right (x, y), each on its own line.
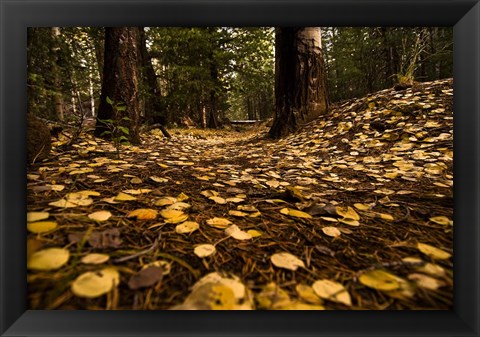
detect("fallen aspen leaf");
top-left (160, 209), bottom-right (185, 219)
top-left (256, 282), bottom-right (291, 309)
top-left (228, 210), bottom-right (249, 217)
top-left (225, 225), bottom-right (252, 241)
top-left (88, 210), bottom-right (112, 222)
top-left (71, 267), bottom-right (119, 298)
top-left (175, 221), bottom-right (199, 234)
top-left (209, 196), bottom-right (227, 204)
top-left (165, 213), bottom-right (188, 224)
top-left (27, 221), bottom-right (57, 233)
top-left (114, 192), bottom-right (137, 201)
top-left (166, 202), bottom-right (191, 211)
top-left (339, 218), bottom-right (360, 226)
top-left (27, 247), bottom-right (70, 271)
top-left (429, 216), bottom-right (452, 226)
top-left (155, 197), bottom-right (177, 206)
top-left (247, 229), bottom-right (262, 238)
top-left (81, 253), bottom-right (110, 265)
top-left (408, 273), bottom-right (445, 290)
top-left (194, 244), bottom-right (216, 257)
top-left (280, 208), bottom-right (312, 219)
top-left (312, 279), bottom-right (351, 306)
top-left (27, 211), bottom-right (49, 222)
top-left (127, 208), bottom-right (158, 220)
top-left (416, 243), bottom-right (451, 260)
top-left (206, 217), bottom-right (231, 229)
top-left (321, 226), bottom-right (341, 237)
top-left (296, 284), bottom-right (323, 304)
top-left (271, 252), bottom-right (305, 271)
top-left (176, 192), bottom-right (190, 201)
top-left (335, 206), bottom-right (360, 221)
top-left (359, 269), bottom-right (401, 291)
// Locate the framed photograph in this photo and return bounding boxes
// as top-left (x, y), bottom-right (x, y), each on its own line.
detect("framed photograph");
top-left (1, 0), bottom-right (478, 336)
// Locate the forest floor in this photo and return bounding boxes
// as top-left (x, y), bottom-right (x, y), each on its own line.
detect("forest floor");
top-left (27, 78), bottom-right (453, 310)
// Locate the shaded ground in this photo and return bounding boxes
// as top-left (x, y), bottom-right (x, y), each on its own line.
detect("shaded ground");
top-left (27, 79), bottom-right (453, 310)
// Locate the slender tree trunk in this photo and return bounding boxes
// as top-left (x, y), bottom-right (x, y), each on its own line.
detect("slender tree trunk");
top-left (269, 27), bottom-right (329, 139)
top-left (51, 27), bottom-right (64, 121)
top-left (139, 27), bottom-right (167, 126)
top-left (206, 56), bottom-right (219, 128)
top-left (95, 27), bottom-right (141, 145)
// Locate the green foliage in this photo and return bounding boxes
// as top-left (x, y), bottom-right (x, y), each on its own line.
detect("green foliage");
top-left (321, 27), bottom-right (453, 102)
top-left (146, 27), bottom-right (274, 124)
top-left (99, 97), bottom-right (130, 158)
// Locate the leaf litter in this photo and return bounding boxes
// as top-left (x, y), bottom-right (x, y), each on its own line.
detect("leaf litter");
top-left (27, 79), bottom-right (453, 310)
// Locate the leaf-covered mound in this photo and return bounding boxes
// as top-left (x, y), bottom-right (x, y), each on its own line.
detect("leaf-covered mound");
top-left (27, 78), bottom-right (453, 310)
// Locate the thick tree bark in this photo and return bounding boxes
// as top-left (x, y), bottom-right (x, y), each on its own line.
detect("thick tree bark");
top-left (95, 27), bottom-right (141, 144)
top-left (269, 27), bottom-right (329, 139)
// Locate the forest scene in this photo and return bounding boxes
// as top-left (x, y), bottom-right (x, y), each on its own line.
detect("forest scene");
top-left (27, 27), bottom-right (453, 310)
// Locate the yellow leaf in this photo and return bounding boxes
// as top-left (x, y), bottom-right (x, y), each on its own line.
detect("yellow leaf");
top-left (237, 205), bottom-right (258, 212)
top-left (312, 279), bottom-right (351, 306)
top-left (228, 210), bottom-right (249, 217)
top-left (429, 216), bottom-right (452, 226)
top-left (339, 218), bottom-right (360, 226)
top-left (296, 284), bottom-right (323, 304)
top-left (408, 273), bottom-right (445, 290)
top-left (321, 226), bottom-right (341, 237)
top-left (416, 243), bottom-right (451, 260)
top-left (176, 192), bottom-right (189, 201)
top-left (256, 282), bottom-right (291, 309)
top-left (122, 188), bottom-right (152, 195)
top-left (27, 247), bottom-right (70, 271)
top-left (127, 208), bottom-right (158, 220)
top-left (279, 208), bottom-right (312, 219)
top-left (88, 211), bottom-right (112, 222)
top-left (27, 211), bottom-right (49, 222)
top-left (225, 225), bottom-right (252, 241)
top-left (335, 206), bottom-right (360, 221)
top-left (175, 221), bottom-right (199, 234)
top-left (247, 229), bottom-right (262, 237)
top-left (71, 190), bottom-right (100, 197)
top-left (81, 253), bottom-right (110, 265)
top-left (201, 190), bottom-right (218, 198)
top-left (359, 269), bottom-right (401, 291)
top-left (27, 221), bottom-right (58, 233)
top-left (271, 252), bottom-right (305, 271)
top-left (160, 209), bottom-right (184, 219)
top-left (165, 214), bottom-right (188, 224)
top-left (155, 197), bottom-right (177, 206)
top-left (226, 197), bottom-right (244, 203)
top-left (114, 192), bottom-right (137, 201)
top-left (209, 196), bottom-right (227, 204)
top-left (379, 213), bottom-right (394, 221)
top-left (353, 203), bottom-right (370, 211)
top-left (71, 267), bottom-right (119, 298)
top-left (206, 217), bottom-right (231, 229)
top-left (276, 301), bottom-right (325, 310)
top-left (150, 176), bottom-right (168, 183)
top-left (194, 244), bottom-right (216, 257)
top-left (130, 177), bottom-right (142, 184)
top-left (166, 202), bottom-right (191, 211)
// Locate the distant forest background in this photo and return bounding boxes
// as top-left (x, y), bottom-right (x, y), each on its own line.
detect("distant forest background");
top-left (27, 27), bottom-right (453, 126)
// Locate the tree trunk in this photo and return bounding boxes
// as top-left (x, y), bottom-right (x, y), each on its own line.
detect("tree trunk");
top-left (51, 27), bottom-right (64, 121)
top-left (269, 27), bottom-right (329, 138)
top-left (95, 27), bottom-right (141, 145)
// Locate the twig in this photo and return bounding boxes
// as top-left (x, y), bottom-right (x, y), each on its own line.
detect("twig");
top-left (113, 231), bottom-right (161, 263)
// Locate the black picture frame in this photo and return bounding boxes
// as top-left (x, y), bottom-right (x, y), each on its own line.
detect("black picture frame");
top-left (1, 0), bottom-right (478, 336)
